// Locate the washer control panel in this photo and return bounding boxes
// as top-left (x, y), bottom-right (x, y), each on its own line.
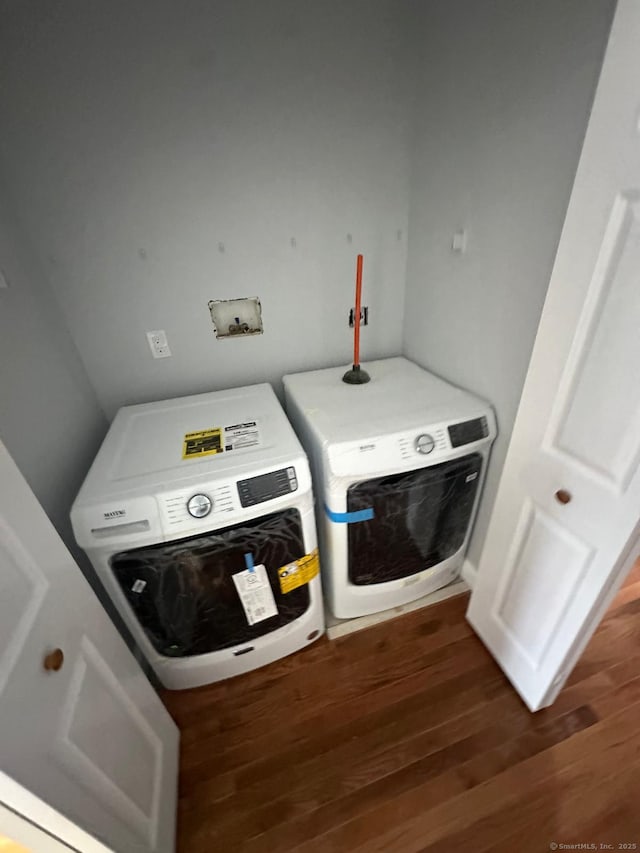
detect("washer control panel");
top-left (238, 466), bottom-right (298, 508)
top-left (414, 434), bottom-right (435, 455)
top-left (161, 483), bottom-right (234, 530)
top-left (157, 463), bottom-right (306, 533)
top-left (187, 493), bottom-right (212, 518)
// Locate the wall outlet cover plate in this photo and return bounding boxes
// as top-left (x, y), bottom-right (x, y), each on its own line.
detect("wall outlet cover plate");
top-left (208, 297), bottom-right (263, 340)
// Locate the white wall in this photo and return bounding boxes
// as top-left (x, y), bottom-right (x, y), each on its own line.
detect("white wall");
top-left (403, 0), bottom-right (614, 568)
top-left (0, 0), bottom-right (411, 418)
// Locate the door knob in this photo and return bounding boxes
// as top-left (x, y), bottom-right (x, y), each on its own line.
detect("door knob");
top-left (43, 648), bottom-right (64, 672)
top-left (555, 489), bottom-right (572, 505)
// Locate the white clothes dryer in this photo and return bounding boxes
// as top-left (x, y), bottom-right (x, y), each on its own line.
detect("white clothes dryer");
top-left (71, 384), bottom-right (324, 689)
top-left (284, 357), bottom-right (496, 619)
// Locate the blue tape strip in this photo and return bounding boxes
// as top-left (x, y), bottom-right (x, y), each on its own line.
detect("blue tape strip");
top-left (244, 552), bottom-right (255, 573)
top-left (324, 504), bottom-right (374, 524)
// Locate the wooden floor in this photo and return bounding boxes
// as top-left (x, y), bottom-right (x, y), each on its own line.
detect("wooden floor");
top-left (162, 561), bottom-right (640, 852)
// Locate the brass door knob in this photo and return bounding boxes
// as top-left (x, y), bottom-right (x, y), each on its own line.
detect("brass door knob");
top-left (555, 489), bottom-right (572, 505)
top-left (43, 648), bottom-right (64, 672)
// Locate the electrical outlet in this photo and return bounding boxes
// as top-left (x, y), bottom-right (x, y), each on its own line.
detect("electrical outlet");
top-left (146, 330), bottom-right (172, 359)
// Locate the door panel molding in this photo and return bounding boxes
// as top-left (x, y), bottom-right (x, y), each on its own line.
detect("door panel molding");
top-left (493, 501), bottom-right (593, 670)
top-left (0, 518), bottom-right (48, 694)
top-left (52, 635), bottom-right (163, 848)
top-left (546, 191), bottom-right (640, 491)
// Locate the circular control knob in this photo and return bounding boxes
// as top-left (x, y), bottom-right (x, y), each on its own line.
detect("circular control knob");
top-left (415, 433), bottom-right (435, 455)
top-left (187, 494), bottom-right (212, 518)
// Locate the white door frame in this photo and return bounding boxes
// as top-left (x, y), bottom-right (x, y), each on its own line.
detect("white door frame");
top-left (0, 770), bottom-right (113, 852)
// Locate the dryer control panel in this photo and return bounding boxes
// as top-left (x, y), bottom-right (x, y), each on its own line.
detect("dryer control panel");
top-left (327, 410), bottom-right (496, 478)
top-left (448, 416), bottom-right (489, 448)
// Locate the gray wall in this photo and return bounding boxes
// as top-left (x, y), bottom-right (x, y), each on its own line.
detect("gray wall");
top-left (0, 0), bottom-right (411, 418)
top-left (0, 181), bottom-right (154, 670)
top-left (0, 181), bottom-right (107, 566)
top-left (403, 0), bottom-right (614, 568)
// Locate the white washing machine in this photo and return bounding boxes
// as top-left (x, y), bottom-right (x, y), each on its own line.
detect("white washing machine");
top-left (284, 357), bottom-right (496, 618)
top-left (71, 383), bottom-right (324, 689)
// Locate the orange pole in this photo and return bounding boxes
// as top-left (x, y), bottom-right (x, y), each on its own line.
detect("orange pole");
top-left (354, 254), bottom-right (363, 367)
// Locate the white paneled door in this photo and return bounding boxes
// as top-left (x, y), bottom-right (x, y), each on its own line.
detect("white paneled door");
top-left (468, 0), bottom-right (640, 711)
top-left (0, 439), bottom-right (179, 852)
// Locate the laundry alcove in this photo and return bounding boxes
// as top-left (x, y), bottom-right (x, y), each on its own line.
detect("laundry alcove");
top-left (0, 0), bottom-right (613, 586)
top-left (2, 1), bottom-right (634, 851)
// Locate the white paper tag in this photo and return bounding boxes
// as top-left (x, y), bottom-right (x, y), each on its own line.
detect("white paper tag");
top-left (232, 564), bottom-right (278, 625)
top-left (132, 579), bottom-right (147, 593)
top-left (224, 421), bottom-right (260, 451)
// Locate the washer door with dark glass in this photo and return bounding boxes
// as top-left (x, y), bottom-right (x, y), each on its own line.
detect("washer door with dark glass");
top-left (110, 508), bottom-right (310, 657)
top-left (346, 453), bottom-right (482, 585)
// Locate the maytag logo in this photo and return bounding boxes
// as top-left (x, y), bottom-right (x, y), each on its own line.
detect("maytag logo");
top-left (358, 444), bottom-right (376, 452)
top-left (104, 509), bottom-right (126, 519)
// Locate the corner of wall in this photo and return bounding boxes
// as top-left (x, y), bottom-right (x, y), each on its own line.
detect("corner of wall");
top-left (0, 176), bottom-right (108, 554)
top-left (461, 559), bottom-right (477, 589)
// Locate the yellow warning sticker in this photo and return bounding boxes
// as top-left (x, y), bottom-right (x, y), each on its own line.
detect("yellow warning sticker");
top-left (278, 549), bottom-right (320, 594)
top-left (182, 428), bottom-right (223, 459)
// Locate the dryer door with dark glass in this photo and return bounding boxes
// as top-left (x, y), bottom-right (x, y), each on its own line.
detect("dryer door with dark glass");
top-left (346, 453), bottom-right (482, 585)
top-left (110, 508), bottom-right (310, 657)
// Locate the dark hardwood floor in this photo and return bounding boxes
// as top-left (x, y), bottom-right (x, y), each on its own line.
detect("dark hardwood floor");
top-left (162, 561), bottom-right (640, 852)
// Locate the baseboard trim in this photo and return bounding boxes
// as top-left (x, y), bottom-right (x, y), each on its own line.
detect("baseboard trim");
top-left (325, 578), bottom-right (469, 641)
top-left (461, 559), bottom-right (477, 589)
